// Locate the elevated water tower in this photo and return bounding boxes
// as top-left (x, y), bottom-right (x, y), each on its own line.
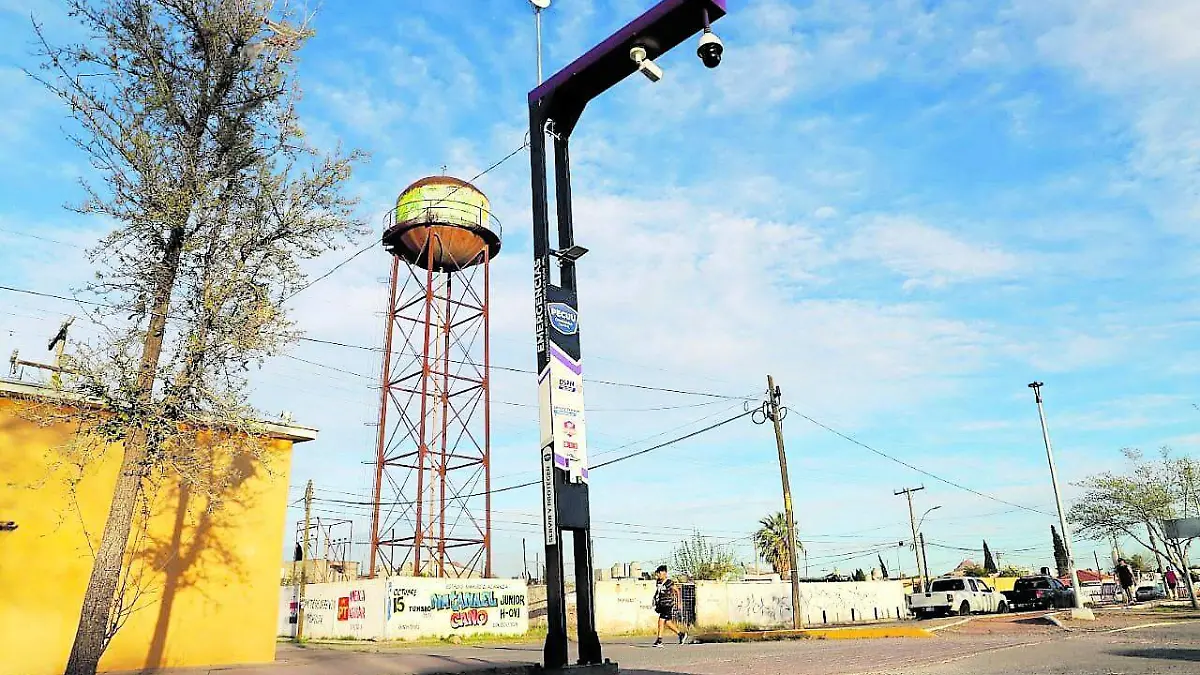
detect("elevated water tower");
top-left (368, 176), bottom-right (502, 579)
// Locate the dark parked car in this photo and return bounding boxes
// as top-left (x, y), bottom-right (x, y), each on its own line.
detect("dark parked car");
top-left (1001, 575), bottom-right (1076, 610)
top-left (1135, 584), bottom-right (1167, 602)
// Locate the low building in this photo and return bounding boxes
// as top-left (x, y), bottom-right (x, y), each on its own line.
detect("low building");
top-left (0, 378), bottom-right (316, 675)
top-left (281, 559), bottom-right (361, 585)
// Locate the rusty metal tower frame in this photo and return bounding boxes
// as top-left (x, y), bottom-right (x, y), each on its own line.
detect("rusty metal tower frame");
top-left (368, 182), bottom-right (498, 579)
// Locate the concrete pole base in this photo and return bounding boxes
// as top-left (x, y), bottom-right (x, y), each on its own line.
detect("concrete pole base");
top-left (1069, 607), bottom-right (1096, 621)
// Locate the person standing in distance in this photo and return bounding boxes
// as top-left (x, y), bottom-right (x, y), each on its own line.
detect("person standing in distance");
top-left (1115, 558), bottom-right (1136, 605)
top-left (652, 565), bottom-right (687, 647)
top-left (1165, 566), bottom-right (1180, 600)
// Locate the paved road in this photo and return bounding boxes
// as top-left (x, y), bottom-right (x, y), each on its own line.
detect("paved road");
top-left (205, 621), bottom-right (1198, 675)
top-left (898, 622), bottom-right (1200, 675)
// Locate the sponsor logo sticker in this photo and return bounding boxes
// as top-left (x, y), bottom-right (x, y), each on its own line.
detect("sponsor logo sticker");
top-left (547, 303), bottom-right (579, 335)
top-left (557, 378), bottom-right (576, 393)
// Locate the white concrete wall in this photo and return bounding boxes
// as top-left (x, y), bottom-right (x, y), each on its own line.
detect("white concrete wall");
top-left (594, 580), bottom-right (657, 634)
top-left (278, 577), bottom-right (528, 640)
top-left (703, 581), bottom-right (908, 629)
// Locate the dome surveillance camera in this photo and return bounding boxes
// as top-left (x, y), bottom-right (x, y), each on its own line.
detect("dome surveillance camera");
top-left (697, 29), bottom-right (723, 68)
top-left (629, 44), bottom-right (663, 82)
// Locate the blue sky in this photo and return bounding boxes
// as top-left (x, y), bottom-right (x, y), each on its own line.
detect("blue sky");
top-left (1, 0), bottom-right (1198, 580)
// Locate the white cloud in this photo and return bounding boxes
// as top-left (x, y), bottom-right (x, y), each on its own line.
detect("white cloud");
top-left (1023, 0), bottom-right (1200, 237)
top-left (844, 216), bottom-right (1023, 289)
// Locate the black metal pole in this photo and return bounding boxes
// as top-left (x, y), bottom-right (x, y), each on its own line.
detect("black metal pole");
top-left (553, 135), bottom-right (578, 291)
top-left (529, 100), bottom-right (570, 670)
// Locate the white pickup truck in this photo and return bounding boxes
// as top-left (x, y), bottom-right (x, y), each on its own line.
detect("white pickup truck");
top-left (907, 576), bottom-right (1008, 618)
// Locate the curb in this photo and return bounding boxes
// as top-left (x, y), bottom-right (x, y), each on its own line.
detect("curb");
top-left (693, 625), bottom-right (934, 642)
top-left (1042, 613), bottom-right (1069, 631)
top-left (1106, 621), bottom-right (1183, 634)
top-left (927, 618), bottom-right (972, 632)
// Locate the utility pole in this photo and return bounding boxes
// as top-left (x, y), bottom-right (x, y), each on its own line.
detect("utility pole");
top-left (895, 486), bottom-right (926, 590)
top-left (920, 533), bottom-right (930, 590)
top-left (1028, 382), bottom-right (1091, 619)
top-left (765, 375), bottom-right (803, 629)
top-left (523, 538), bottom-right (529, 580)
top-left (295, 480), bottom-right (313, 640)
top-left (9, 317), bottom-right (76, 385)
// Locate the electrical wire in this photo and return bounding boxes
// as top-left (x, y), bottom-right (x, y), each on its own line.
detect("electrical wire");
top-left (0, 283), bottom-right (752, 402)
top-left (791, 410), bottom-right (1056, 518)
top-left (318, 408), bottom-right (755, 509)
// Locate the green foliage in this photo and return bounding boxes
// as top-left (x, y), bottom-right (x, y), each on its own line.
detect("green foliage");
top-left (1127, 553), bottom-right (1150, 572)
top-left (960, 564), bottom-right (988, 578)
top-left (754, 512), bottom-right (803, 577)
top-left (999, 564), bottom-right (1029, 577)
top-left (673, 531), bottom-right (739, 581)
top-left (1051, 526), bottom-right (1070, 578)
top-left (1068, 447), bottom-right (1200, 577)
top-left (983, 541), bottom-right (998, 575)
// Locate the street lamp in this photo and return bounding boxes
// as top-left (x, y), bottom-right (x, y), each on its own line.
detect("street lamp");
top-left (528, 1), bottom-right (728, 671)
top-left (917, 505), bottom-right (941, 589)
top-left (1029, 381), bottom-right (1093, 619)
top-left (530, 0), bottom-right (550, 84)
top-left (917, 505), bottom-right (942, 533)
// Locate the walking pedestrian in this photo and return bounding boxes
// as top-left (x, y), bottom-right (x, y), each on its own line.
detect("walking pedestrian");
top-left (1165, 566), bottom-right (1179, 600)
top-left (651, 565), bottom-right (687, 647)
top-left (1115, 559), bottom-right (1136, 605)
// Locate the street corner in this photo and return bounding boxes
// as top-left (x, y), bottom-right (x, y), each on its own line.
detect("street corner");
top-left (930, 611), bottom-right (1069, 637)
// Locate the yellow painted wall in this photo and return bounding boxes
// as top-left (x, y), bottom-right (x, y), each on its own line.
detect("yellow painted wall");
top-left (0, 398), bottom-right (297, 675)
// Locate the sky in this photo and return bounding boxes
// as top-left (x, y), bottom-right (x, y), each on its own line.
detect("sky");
top-left (1, 0), bottom-right (1198, 581)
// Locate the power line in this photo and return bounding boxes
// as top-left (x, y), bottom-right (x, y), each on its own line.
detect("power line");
top-left (791, 410), bottom-right (1055, 518)
top-left (320, 409), bottom-right (754, 509)
top-left (0, 283), bottom-right (751, 402)
top-left (293, 336), bottom-right (750, 400)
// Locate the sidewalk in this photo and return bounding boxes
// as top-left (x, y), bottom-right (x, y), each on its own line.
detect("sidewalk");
top-left (119, 643), bottom-right (540, 675)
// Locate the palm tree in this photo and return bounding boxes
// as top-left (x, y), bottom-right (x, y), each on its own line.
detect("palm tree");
top-left (754, 512), bottom-right (804, 576)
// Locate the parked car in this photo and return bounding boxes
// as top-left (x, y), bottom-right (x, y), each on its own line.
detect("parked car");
top-left (1135, 584), bottom-right (1167, 602)
top-left (907, 577), bottom-right (1008, 618)
top-left (1002, 575), bottom-right (1076, 611)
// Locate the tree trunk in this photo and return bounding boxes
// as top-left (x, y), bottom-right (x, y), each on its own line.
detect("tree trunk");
top-left (64, 231), bottom-right (184, 675)
top-left (63, 436), bottom-right (150, 675)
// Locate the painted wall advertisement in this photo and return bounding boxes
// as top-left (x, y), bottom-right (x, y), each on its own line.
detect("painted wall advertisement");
top-left (385, 578), bottom-right (528, 640)
top-left (278, 577), bottom-right (528, 640)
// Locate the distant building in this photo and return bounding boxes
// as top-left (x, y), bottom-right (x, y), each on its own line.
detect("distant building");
top-left (280, 559), bottom-right (361, 585)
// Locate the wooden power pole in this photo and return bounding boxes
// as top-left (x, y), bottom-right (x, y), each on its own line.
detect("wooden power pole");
top-left (295, 480), bottom-right (313, 640)
top-left (765, 375), bottom-right (803, 629)
top-left (895, 486), bottom-right (926, 590)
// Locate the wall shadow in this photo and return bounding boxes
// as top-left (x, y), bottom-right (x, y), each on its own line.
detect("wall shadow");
top-left (141, 443), bottom-right (260, 668)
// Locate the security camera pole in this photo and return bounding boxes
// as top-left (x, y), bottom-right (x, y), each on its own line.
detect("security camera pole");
top-left (528, 1), bottom-right (727, 670)
top-left (1028, 381), bottom-right (1093, 619)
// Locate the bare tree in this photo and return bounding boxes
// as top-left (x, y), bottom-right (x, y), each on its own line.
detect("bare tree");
top-left (1068, 447), bottom-right (1200, 609)
top-left (26, 2), bottom-right (365, 672)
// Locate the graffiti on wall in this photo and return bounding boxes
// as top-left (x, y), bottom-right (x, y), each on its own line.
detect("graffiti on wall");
top-left (734, 592), bottom-right (792, 626)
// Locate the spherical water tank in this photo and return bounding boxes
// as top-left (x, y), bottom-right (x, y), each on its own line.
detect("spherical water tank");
top-left (383, 176), bottom-right (502, 272)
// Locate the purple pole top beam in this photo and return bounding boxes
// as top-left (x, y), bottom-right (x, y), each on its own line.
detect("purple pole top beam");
top-left (529, 0), bottom-right (726, 132)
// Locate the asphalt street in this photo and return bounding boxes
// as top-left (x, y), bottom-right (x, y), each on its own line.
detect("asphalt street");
top-left (209, 620), bottom-right (1199, 675)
